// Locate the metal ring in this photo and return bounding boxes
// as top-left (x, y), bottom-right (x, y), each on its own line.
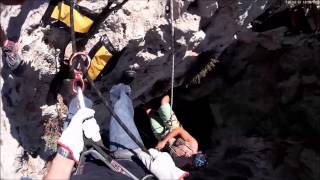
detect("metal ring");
top-left (72, 78), bottom-right (85, 94)
top-left (69, 52), bottom-right (91, 70)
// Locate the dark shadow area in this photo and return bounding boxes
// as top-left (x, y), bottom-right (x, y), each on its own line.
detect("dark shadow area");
top-left (251, 4), bottom-right (317, 34)
top-left (6, 0), bottom-right (44, 41)
top-left (173, 95), bottom-right (216, 151)
top-left (1, 0), bottom-right (52, 162)
top-left (1, 59), bottom-right (53, 160)
top-left (174, 38), bottom-right (320, 179)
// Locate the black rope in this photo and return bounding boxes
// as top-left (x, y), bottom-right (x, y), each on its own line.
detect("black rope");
top-left (70, 0), bottom-right (77, 53)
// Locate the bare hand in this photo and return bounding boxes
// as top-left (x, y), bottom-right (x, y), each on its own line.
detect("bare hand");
top-left (155, 141), bottom-right (167, 150)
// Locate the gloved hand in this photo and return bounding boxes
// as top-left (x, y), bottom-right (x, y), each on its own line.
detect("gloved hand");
top-left (83, 118), bottom-right (101, 142)
top-left (58, 108), bottom-right (95, 163)
top-left (137, 148), bottom-right (189, 180)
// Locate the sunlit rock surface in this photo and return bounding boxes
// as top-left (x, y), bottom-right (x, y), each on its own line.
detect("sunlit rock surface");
top-left (3, 0), bottom-right (319, 179)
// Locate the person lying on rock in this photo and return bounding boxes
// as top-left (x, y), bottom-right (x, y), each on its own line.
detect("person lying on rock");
top-left (145, 95), bottom-right (207, 170)
top-left (44, 71), bottom-right (189, 180)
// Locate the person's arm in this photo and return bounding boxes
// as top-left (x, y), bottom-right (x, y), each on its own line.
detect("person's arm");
top-left (43, 154), bottom-right (75, 180)
top-left (156, 127), bottom-right (197, 150)
top-left (43, 107), bottom-right (97, 179)
top-left (138, 149), bottom-right (189, 180)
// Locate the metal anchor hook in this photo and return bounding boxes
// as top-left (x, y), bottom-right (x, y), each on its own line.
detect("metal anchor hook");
top-left (69, 52), bottom-right (91, 94)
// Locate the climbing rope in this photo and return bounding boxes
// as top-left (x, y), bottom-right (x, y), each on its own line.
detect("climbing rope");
top-left (170, 0), bottom-right (175, 115)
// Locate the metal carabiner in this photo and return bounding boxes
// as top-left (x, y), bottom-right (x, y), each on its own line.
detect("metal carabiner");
top-left (69, 52), bottom-right (91, 94)
top-left (72, 70), bottom-right (85, 94)
top-left (69, 52), bottom-right (91, 71)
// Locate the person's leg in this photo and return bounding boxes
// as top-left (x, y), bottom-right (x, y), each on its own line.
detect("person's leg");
top-left (109, 83), bottom-right (144, 153)
top-left (158, 96), bottom-right (180, 130)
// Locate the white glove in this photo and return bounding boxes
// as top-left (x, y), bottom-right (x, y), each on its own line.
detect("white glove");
top-left (137, 148), bottom-right (189, 180)
top-left (83, 118), bottom-right (101, 142)
top-left (58, 108), bottom-right (95, 163)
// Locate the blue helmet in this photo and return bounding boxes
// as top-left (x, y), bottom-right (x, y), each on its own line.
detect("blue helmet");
top-left (193, 151), bottom-right (207, 169)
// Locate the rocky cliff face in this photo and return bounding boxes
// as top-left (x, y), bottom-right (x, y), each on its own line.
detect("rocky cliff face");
top-left (1, 0), bottom-right (319, 179)
top-left (174, 33), bottom-right (320, 180)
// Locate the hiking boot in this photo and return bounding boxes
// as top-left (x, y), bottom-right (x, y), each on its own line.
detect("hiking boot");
top-left (2, 40), bottom-right (24, 74)
top-left (121, 69), bottom-right (136, 85)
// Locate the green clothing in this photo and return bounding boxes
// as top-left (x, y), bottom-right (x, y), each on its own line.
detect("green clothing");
top-left (149, 103), bottom-right (180, 140)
